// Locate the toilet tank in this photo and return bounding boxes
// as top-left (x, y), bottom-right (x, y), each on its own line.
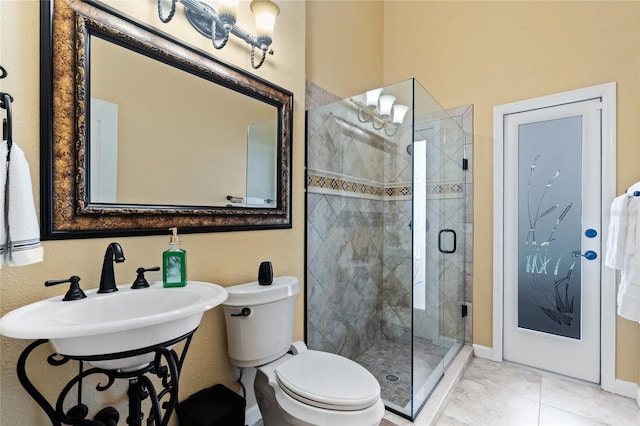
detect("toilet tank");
top-left (223, 276), bottom-right (300, 367)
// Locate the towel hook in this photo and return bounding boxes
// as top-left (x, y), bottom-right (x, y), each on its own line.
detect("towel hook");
top-left (0, 65), bottom-right (7, 79)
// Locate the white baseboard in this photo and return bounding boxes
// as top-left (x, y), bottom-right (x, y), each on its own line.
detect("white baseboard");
top-left (612, 379), bottom-right (638, 399)
top-left (472, 344), bottom-right (501, 362)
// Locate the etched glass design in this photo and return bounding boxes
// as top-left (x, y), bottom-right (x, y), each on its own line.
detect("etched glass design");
top-left (517, 116), bottom-right (582, 339)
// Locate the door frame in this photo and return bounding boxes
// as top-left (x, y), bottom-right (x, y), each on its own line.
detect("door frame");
top-left (492, 82), bottom-right (617, 392)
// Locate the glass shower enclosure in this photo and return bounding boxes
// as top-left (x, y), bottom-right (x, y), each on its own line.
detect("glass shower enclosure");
top-left (305, 79), bottom-right (466, 419)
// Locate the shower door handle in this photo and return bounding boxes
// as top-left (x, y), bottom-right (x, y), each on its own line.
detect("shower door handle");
top-left (438, 229), bottom-right (457, 254)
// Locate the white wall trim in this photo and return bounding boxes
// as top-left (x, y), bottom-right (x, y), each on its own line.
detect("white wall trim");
top-left (472, 344), bottom-right (499, 361)
top-left (492, 82), bottom-right (617, 391)
top-left (610, 379), bottom-right (639, 400)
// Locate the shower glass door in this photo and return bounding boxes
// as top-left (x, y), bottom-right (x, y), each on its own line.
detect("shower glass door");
top-left (305, 78), bottom-right (466, 421)
top-left (411, 79), bottom-right (466, 417)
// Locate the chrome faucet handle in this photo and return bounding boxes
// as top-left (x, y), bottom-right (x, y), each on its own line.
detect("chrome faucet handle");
top-left (45, 276), bottom-right (86, 301)
top-left (131, 266), bottom-right (160, 289)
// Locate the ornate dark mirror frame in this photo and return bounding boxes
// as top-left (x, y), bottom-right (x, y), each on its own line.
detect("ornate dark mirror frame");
top-left (40, 0), bottom-right (293, 239)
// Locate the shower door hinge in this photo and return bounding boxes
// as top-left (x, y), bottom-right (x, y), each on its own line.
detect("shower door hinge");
top-left (462, 158), bottom-right (469, 170)
top-left (461, 304), bottom-right (468, 318)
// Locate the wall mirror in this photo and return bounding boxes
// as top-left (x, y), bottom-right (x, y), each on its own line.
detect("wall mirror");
top-left (40, 0), bottom-right (293, 239)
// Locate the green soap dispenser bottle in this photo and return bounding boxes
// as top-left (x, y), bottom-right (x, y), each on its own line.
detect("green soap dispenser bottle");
top-left (163, 227), bottom-right (187, 287)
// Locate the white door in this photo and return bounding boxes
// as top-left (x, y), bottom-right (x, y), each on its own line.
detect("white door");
top-left (502, 99), bottom-right (602, 383)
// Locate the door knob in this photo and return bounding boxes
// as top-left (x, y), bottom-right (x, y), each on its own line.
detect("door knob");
top-left (573, 250), bottom-right (597, 260)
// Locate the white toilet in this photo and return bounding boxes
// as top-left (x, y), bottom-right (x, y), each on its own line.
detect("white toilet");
top-left (222, 276), bottom-right (385, 426)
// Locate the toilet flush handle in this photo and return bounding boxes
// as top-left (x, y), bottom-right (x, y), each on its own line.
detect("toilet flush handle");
top-left (230, 307), bottom-right (251, 317)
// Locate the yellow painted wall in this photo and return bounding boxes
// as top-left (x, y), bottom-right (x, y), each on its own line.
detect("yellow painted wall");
top-left (306, 0), bottom-right (640, 385)
top-left (0, 0), bottom-right (305, 424)
top-left (306, 0), bottom-right (384, 98)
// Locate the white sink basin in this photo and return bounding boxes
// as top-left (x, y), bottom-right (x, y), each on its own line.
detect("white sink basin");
top-left (0, 281), bottom-right (227, 370)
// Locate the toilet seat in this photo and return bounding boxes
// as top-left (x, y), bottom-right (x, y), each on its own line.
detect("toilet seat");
top-left (275, 350), bottom-right (380, 411)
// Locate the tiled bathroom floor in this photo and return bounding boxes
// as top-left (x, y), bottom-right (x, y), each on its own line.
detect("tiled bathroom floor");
top-left (384, 356), bottom-right (640, 425)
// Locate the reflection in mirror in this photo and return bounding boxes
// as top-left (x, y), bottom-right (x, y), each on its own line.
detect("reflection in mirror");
top-left (89, 35), bottom-right (278, 207)
top-left (245, 119), bottom-right (277, 207)
top-left (40, 0), bottom-right (293, 239)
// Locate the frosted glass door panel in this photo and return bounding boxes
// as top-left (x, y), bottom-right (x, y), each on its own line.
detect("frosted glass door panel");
top-left (517, 117), bottom-right (582, 339)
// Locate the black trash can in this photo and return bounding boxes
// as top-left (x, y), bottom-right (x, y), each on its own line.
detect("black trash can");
top-left (176, 384), bottom-right (246, 426)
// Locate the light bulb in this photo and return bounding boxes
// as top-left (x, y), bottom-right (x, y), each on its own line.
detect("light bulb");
top-left (392, 104), bottom-right (409, 124)
top-left (251, 0), bottom-right (280, 44)
top-left (365, 88), bottom-right (383, 108)
top-left (378, 95), bottom-right (396, 117)
top-left (218, 0), bottom-right (239, 22)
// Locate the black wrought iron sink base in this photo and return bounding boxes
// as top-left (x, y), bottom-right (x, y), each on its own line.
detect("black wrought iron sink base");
top-left (16, 329), bottom-right (196, 426)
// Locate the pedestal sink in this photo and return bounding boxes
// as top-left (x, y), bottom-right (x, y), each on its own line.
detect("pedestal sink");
top-left (0, 281), bottom-right (227, 370)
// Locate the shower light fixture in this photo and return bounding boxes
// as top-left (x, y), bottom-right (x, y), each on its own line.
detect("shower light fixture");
top-left (352, 88), bottom-right (410, 136)
top-left (157, 0), bottom-right (280, 69)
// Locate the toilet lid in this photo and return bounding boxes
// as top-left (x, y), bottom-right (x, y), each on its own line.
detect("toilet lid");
top-left (275, 350), bottom-right (380, 411)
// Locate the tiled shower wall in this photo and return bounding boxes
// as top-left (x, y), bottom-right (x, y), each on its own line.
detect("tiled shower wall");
top-left (305, 82), bottom-right (474, 360)
top-left (306, 99), bottom-right (388, 358)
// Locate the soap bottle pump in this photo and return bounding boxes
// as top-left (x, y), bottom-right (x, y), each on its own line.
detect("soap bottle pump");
top-left (163, 227), bottom-right (187, 287)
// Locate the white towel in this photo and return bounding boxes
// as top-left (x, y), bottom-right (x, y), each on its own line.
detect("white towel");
top-left (604, 194), bottom-right (629, 270)
top-left (617, 252), bottom-right (640, 322)
top-left (625, 183), bottom-right (640, 256)
top-left (617, 196), bottom-right (640, 322)
top-left (245, 197), bottom-right (269, 205)
top-left (605, 185), bottom-right (640, 322)
top-left (0, 140), bottom-right (44, 268)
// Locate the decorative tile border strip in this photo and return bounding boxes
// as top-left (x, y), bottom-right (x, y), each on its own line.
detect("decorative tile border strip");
top-left (307, 172), bottom-right (465, 199)
top-left (431, 183), bottom-right (464, 194)
top-left (385, 186), bottom-right (412, 197)
top-left (308, 173), bottom-right (385, 197)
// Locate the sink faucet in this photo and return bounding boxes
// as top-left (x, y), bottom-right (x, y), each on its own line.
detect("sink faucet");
top-left (98, 242), bottom-right (125, 293)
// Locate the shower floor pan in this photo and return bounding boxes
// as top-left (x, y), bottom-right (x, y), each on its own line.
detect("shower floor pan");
top-left (355, 337), bottom-right (462, 414)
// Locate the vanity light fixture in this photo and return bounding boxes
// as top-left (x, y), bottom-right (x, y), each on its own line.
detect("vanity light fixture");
top-left (352, 88), bottom-right (410, 136)
top-left (158, 0), bottom-right (280, 69)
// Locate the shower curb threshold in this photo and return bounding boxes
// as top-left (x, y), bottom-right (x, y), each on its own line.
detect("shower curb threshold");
top-left (382, 344), bottom-right (474, 426)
